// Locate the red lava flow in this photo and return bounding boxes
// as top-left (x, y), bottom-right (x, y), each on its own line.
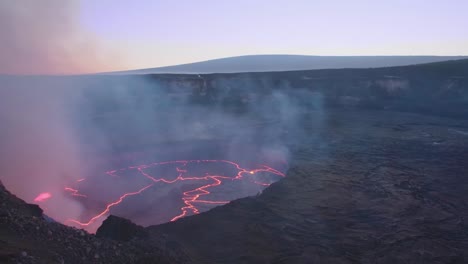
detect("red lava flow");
top-left (34, 159), bottom-right (286, 229)
top-left (34, 192), bottom-right (52, 202)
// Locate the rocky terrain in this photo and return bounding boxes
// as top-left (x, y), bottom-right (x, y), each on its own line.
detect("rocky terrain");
top-left (3, 108), bottom-right (467, 263)
top-left (0, 181), bottom-right (192, 263)
top-left (1, 59), bottom-right (468, 263)
top-left (148, 110), bottom-right (468, 263)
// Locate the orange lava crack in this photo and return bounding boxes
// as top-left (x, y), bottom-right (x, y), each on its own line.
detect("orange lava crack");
top-left (37, 159), bottom-right (285, 228)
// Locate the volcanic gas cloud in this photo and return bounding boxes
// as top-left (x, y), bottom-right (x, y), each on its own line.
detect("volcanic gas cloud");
top-left (0, 75), bottom-right (312, 233)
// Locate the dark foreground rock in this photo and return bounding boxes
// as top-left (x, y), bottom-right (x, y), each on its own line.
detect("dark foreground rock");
top-left (97, 215), bottom-right (148, 242)
top-left (0, 180), bottom-right (192, 264)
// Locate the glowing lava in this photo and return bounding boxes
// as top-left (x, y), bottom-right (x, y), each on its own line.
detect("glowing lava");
top-left (64, 187), bottom-right (87, 198)
top-left (67, 184), bottom-right (154, 227)
top-left (34, 192), bottom-right (52, 202)
top-left (39, 159), bottom-right (286, 229)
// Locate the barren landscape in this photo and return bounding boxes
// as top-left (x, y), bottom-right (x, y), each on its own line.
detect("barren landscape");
top-left (1, 59), bottom-right (468, 263)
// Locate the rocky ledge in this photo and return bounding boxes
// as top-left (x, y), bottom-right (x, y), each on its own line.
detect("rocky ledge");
top-left (0, 180), bottom-right (192, 264)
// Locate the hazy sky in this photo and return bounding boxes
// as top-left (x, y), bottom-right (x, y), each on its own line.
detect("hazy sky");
top-left (1, 0), bottom-right (468, 74)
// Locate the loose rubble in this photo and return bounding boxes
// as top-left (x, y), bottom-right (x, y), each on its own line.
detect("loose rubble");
top-left (0, 181), bottom-right (192, 264)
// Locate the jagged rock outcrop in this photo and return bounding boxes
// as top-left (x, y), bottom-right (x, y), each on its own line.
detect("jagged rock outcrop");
top-left (0, 180), bottom-right (42, 218)
top-left (96, 215), bottom-right (148, 241)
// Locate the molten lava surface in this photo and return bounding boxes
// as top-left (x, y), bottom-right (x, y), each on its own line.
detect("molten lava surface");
top-left (34, 192), bottom-right (52, 202)
top-left (36, 159), bottom-right (285, 230)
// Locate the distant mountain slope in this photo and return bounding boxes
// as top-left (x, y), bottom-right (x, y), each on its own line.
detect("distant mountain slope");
top-left (107, 55), bottom-right (468, 74)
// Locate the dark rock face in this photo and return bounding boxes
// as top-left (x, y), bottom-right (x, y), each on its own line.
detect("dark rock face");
top-left (69, 59), bottom-right (468, 122)
top-left (0, 180), bottom-right (42, 218)
top-left (96, 215), bottom-right (147, 241)
top-left (23, 204), bottom-right (43, 218)
top-left (142, 59), bottom-right (468, 118)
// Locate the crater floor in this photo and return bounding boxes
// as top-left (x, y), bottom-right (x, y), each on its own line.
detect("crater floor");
top-left (149, 110), bottom-right (468, 264)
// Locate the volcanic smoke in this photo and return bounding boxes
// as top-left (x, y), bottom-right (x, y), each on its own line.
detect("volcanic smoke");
top-left (1, 75), bottom-right (313, 233)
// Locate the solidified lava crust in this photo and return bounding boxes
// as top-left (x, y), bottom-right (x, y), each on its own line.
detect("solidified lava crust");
top-left (36, 159), bottom-right (286, 230)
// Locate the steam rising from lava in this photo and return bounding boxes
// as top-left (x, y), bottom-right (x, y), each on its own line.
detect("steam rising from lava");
top-left (0, 79), bottom-right (87, 222)
top-left (0, 75), bottom-right (323, 232)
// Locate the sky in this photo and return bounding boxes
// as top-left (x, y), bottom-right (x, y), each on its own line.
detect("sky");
top-left (1, 0), bottom-right (468, 74)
